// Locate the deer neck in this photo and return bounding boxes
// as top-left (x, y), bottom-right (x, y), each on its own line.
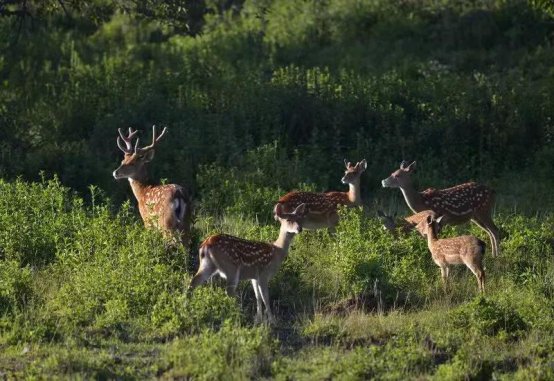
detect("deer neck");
top-left (128, 170), bottom-right (152, 204)
top-left (399, 183), bottom-right (425, 213)
top-left (347, 179), bottom-right (362, 205)
top-left (273, 227), bottom-right (296, 254)
top-left (426, 227), bottom-right (439, 252)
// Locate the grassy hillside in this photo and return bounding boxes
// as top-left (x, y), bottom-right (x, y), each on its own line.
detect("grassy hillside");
top-left (1, 0), bottom-right (554, 379)
top-left (0, 178), bottom-right (552, 379)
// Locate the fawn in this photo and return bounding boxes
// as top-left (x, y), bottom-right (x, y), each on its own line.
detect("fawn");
top-left (189, 203), bottom-right (307, 324)
top-left (416, 214), bottom-right (486, 293)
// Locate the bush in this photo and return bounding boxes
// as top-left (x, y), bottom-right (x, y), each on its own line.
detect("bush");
top-left (449, 296), bottom-right (527, 338)
top-left (162, 323), bottom-right (274, 380)
top-left (0, 260), bottom-right (33, 315)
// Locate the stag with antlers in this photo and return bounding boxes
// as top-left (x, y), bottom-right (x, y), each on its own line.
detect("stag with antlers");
top-left (189, 203), bottom-right (307, 324)
top-left (381, 161), bottom-right (500, 256)
top-left (276, 159), bottom-right (367, 231)
top-left (113, 126), bottom-right (192, 244)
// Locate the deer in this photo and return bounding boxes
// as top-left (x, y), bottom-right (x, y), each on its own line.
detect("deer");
top-left (113, 126), bottom-right (192, 245)
top-left (416, 214), bottom-right (486, 293)
top-left (377, 209), bottom-right (443, 238)
top-left (189, 203), bottom-right (307, 324)
top-left (381, 161), bottom-right (500, 257)
top-left (276, 159), bottom-right (367, 231)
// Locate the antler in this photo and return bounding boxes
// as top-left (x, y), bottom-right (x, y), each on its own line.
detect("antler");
top-left (117, 127), bottom-right (139, 154)
top-left (139, 125), bottom-right (168, 151)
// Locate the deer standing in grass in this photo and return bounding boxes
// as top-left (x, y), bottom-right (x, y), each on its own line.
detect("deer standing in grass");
top-left (189, 203), bottom-right (307, 324)
top-left (416, 214), bottom-right (486, 293)
top-left (377, 209), bottom-right (442, 238)
top-left (381, 161), bottom-right (500, 256)
top-left (277, 159), bottom-right (367, 231)
top-left (113, 126), bottom-right (192, 244)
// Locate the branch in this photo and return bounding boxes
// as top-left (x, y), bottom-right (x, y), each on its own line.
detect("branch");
top-left (57, 0), bottom-right (71, 19)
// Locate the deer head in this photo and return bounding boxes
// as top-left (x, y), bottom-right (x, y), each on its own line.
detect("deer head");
top-left (416, 214), bottom-right (444, 238)
top-left (377, 210), bottom-right (397, 231)
top-left (342, 159), bottom-right (367, 185)
top-left (381, 160), bottom-right (416, 188)
top-left (274, 203), bottom-right (307, 234)
top-left (113, 125), bottom-right (168, 180)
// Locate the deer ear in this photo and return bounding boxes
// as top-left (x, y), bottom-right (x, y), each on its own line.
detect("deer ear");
top-left (426, 215), bottom-right (433, 225)
top-left (143, 149), bottom-right (155, 162)
top-left (436, 215), bottom-right (444, 225)
top-left (357, 159), bottom-right (367, 171)
top-left (344, 159), bottom-right (349, 168)
top-left (400, 160), bottom-right (408, 169)
top-left (273, 203), bottom-right (284, 219)
top-left (405, 161), bottom-right (416, 172)
top-left (294, 203), bottom-right (307, 216)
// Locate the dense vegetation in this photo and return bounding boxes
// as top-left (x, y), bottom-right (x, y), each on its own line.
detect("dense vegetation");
top-left (1, 0), bottom-right (554, 379)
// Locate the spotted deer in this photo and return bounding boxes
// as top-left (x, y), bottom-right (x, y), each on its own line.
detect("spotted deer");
top-left (416, 214), bottom-right (486, 293)
top-left (113, 126), bottom-right (192, 244)
top-left (377, 209), bottom-right (442, 238)
top-left (276, 159), bottom-right (367, 231)
top-left (189, 203), bottom-right (307, 324)
top-left (381, 161), bottom-right (500, 256)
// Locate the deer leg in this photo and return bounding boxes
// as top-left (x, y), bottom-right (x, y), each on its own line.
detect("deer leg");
top-left (472, 216), bottom-right (500, 257)
top-left (327, 213), bottom-right (339, 235)
top-left (189, 256), bottom-right (217, 292)
top-left (440, 266), bottom-right (448, 292)
top-left (477, 269), bottom-right (485, 293)
top-left (226, 268), bottom-right (240, 297)
top-left (257, 279), bottom-right (275, 324)
top-left (251, 279), bottom-right (263, 324)
top-left (466, 262), bottom-right (485, 293)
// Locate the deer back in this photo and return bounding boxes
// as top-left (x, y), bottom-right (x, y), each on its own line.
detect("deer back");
top-left (420, 182), bottom-right (495, 220)
top-left (278, 191), bottom-right (348, 215)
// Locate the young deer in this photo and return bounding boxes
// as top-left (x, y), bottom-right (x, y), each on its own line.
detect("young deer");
top-left (113, 126), bottom-right (192, 244)
top-left (189, 203), bottom-right (307, 324)
top-left (416, 215), bottom-right (486, 293)
top-left (277, 159), bottom-right (367, 231)
top-left (377, 209), bottom-right (441, 238)
top-left (381, 161), bottom-right (500, 256)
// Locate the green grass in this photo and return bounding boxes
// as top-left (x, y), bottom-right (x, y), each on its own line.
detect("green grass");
top-left (0, 178), bottom-right (552, 379)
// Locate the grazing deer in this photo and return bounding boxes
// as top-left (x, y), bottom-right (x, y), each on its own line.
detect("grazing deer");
top-left (113, 126), bottom-right (192, 244)
top-left (189, 203), bottom-right (306, 324)
top-left (277, 159), bottom-right (367, 231)
top-left (416, 215), bottom-right (486, 293)
top-left (381, 161), bottom-right (500, 256)
top-left (377, 209), bottom-right (442, 238)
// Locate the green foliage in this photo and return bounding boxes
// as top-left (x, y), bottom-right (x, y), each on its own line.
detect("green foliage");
top-left (0, 260), bottom-right (32, 314)
top-left (197, 142), bottom-right (318, 220)
top-left (1, 0), bottom-right (554, 206)
top-left (162, 322), bottom-right (274, 380)
top-left (150, 287), bottom-right (241, 337)
top-left (449, 296), bottom-right (528, 338)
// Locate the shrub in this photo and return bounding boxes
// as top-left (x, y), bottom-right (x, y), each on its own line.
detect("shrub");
top-left (162, 323), bottom-right (275, 380)
top-left (0, 260), bottom-right (33, 315)
top-left (449, 296), bottom-right (527, 338)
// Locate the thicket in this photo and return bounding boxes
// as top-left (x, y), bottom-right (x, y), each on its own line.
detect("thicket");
top-left (1, 0), bottom-right (554, 206)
